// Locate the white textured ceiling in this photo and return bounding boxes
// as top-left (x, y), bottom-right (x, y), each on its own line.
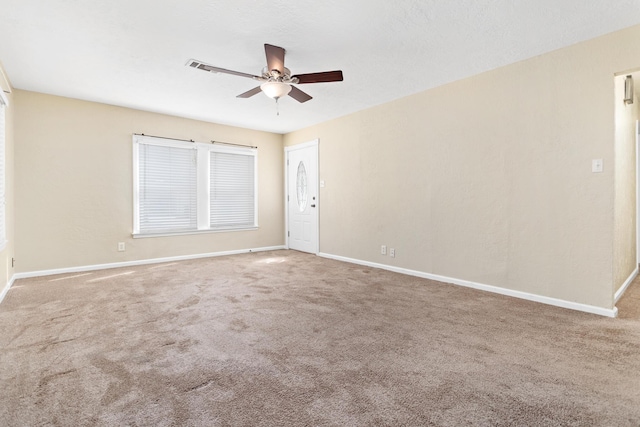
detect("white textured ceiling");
top-left (2, 1), bottom-right (640, 134)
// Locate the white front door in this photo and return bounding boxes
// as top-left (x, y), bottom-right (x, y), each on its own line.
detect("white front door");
top-left (286, 140), bottom-right (318, 254)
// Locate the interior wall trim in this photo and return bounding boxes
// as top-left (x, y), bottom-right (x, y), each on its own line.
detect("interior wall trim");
top-left (4, 247), bottom-right (622, 318)
top-left (614, 265), bottom-right (638, 303)
top-left (8, 245), bottom-right (286, 283)
top-left (319, 252), bottom-right (619, 318)
top-left (0, 274), bottom-right (17, 305)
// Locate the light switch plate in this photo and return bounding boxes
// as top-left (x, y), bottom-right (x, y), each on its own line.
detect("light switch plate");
top-left (592, 159), bottom-right (603, 173)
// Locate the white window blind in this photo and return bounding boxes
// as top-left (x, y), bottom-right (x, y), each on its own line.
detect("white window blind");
top-left (138, 143), bottom-right (198, 234)
top-left (133, 135), bottom-right (257, 236)
top-left (210, 151), bottom-right (255, 228)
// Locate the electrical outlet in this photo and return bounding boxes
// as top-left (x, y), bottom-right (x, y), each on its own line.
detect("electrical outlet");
top-left (381, 245), bottom-right (387, 255)
top-left (390, 248), bottom-right (395, 258)
top-left (117, 242), bottom-right (126, 252)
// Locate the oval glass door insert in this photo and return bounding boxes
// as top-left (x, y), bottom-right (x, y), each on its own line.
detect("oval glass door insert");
top-left (296, 161), bottom-right (308, 212)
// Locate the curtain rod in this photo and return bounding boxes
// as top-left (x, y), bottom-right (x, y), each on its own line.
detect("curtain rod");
top-left (134, 133), bottom-right (257, 149)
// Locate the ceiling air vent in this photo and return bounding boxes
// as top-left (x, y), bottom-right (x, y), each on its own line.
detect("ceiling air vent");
top-left (186, 59), bottom-right (214, 72)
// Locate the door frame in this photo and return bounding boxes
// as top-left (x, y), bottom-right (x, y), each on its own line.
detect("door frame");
top-left (636, 120), bottom-right (640, 266)
top-left (284, 139), bottom-right (319, 254)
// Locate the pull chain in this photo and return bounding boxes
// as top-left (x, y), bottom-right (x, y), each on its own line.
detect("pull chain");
top-left (276, 98), bottom-right (280, 116)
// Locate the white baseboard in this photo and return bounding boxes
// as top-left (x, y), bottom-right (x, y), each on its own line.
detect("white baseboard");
top-left (319, 252), bottom-right (618, 318)
top-left (0, 274), bottom-right (16, 305)
top-left (5, 246), bottom-right (620, 318)
top-left (11, 245), bottom-right (286, 281)
top-left (614, 266), bottom-right (638, 303)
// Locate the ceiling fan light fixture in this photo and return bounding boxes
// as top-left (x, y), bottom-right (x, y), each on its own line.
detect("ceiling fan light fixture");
top-left (260, 81), bottom-right (292, 99)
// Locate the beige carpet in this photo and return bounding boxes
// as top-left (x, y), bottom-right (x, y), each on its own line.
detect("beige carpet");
top-left (1, 250), bottom-right (640, 426)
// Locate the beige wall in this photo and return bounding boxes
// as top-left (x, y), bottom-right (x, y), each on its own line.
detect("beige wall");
top-left (0, 64), bottom-right (15, 290)
top-left (613, 72), bottom-right (640, 293)
top-left (285, 25), bottom-right (640, 310)
top-left (14, 91), bottom-right (284, 272)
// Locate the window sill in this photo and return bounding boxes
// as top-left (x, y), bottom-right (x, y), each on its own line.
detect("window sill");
top-left (132, 227), bottom-right (258, 239)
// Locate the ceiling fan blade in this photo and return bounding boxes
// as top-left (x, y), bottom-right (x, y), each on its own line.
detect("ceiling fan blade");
top-left (288, 86), bottom-right (313, 103)
top-left (188, 60), bottom-right (260, 79)
top-left (293, 70), bottom-right (344, 84)
top-left (265, 44), bottom-right (285, 74)
top-left (236, 86), bottom-right (263, 98)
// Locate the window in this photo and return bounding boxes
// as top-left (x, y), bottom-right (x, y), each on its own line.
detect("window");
top-left (0, 91), bottom-right (7, 251)
top-left (210, 151), bottom-right (256, 228)
top-left (133, 135), bottom-right (257, 236)
top-left (137, 143), bottom-right (198, 234)
top-left (296, 161), bottom-right (307, 212)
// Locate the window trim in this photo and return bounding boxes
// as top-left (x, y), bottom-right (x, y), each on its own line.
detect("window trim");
top-left (132, 134), bottom-right (258, 237)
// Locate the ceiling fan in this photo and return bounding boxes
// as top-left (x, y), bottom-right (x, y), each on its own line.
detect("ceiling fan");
top-left (187, 44), bottom-right (343, 104)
